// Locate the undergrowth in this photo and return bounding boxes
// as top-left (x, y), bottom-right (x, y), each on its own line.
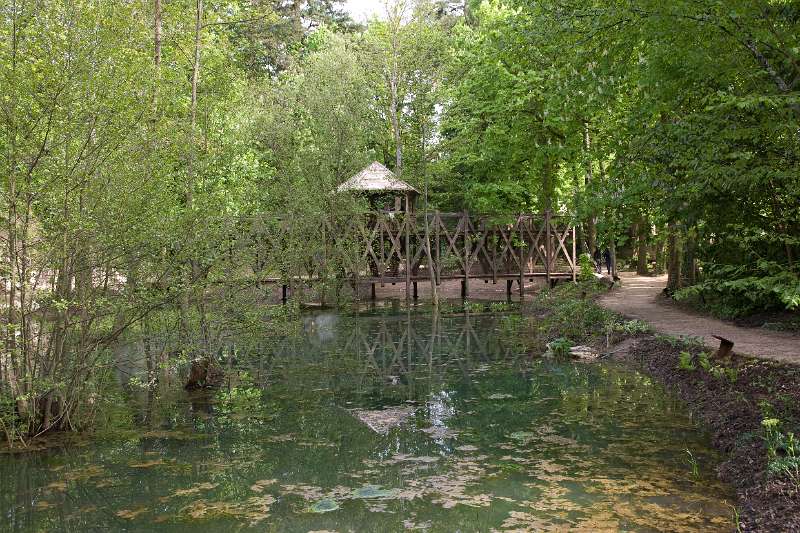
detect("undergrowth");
top-left (528, 280), bottom-right (650, 350)
top-left (674, 260), bottom-right (800, 319)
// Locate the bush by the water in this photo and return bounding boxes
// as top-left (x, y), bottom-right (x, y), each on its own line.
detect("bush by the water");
top-left (532, 280), bottom-right (617, 345)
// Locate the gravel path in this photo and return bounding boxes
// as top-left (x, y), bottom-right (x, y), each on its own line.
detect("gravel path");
top-left (598, 273), bottom-right (800, 364)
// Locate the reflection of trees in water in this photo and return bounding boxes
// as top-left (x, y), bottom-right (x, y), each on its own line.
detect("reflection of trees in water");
top-left (115, 311), bottom-right (533, 433)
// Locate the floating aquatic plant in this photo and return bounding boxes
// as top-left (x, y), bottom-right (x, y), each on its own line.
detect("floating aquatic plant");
top-left (309, 498), bottom-right (340, 513)
top-left (351, 485), bottom-right (398, 499)
top-left (486, 393), bottom-right (514, 400)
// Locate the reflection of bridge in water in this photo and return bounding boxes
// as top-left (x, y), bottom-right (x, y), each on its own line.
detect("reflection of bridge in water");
top-left (251, 312), bottom-right (532, 397)
top-left (253, 211), bottom-right (577, 300)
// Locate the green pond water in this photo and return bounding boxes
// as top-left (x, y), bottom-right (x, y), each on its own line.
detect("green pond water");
top-left (1, 307), bottom-right (735, 532)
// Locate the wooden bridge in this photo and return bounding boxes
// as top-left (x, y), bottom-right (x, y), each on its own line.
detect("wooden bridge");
top-left (252, 211), bottom-right (577, 300)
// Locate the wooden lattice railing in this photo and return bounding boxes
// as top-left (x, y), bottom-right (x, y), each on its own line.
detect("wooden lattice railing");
top-left (249, 211), bottom-right (577, 297)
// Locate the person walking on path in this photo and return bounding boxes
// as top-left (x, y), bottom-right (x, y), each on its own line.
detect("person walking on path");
top-left (603, 248), bottom-right (612, 275)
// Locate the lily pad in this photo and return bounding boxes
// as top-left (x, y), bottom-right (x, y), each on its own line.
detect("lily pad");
top-left (116, 507), bottom-right (147, 520)
top-left (310, 498), bottom-right (340, 513)
top-left (351, 485), bottom-right (398, 499)
top-left (487, 393), bottom-right (514, 400)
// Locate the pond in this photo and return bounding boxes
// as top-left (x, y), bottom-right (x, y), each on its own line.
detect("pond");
top-left (1, 306), bottom-right (735, 532)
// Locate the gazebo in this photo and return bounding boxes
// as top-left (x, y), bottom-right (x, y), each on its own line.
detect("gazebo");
top-left (337, 162), bottom-right (419, 213)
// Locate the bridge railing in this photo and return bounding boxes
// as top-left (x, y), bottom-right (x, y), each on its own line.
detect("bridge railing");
top-left (247, 211), bottom-right (577, 294)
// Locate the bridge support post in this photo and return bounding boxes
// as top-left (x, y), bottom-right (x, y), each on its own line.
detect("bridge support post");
top-left (371, 283), bottom-right (376, 301)
top-left (545, 210), bottom-right (552, 286)
top-left (506, 279), bottom-right (513, 300)
top-left (518, 216), bottom-right (525, 298)
top-left (282, 284), bottom-right (288, 304)
top-left (405, 208), bottom-right (411, 302)
top-left (572, 225), bottom-right (578, 282)
top-left (463, 211), bottom-right (470, 299)
top-left (413, 281), bottom-right (418, 300)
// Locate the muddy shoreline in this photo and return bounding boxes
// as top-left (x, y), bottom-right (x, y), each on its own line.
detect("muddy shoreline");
top-left (615, 337), bottom-right (800, 532)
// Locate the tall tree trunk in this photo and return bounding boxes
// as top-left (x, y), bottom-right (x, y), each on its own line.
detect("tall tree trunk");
top-left (389, 76), bottom-right (402, 175)
top-left (681, 226), bottom-right (697, 287)
top-left (666, 222), bottom-right (681, 292)
top-left (387, 3), bottom-right (403, 176)
top-left (653, 225), bottom-right (665, 275)
top-left (292, 0), bottom-right (303, 40)
top-left (5, 0), bottom-right (22, 419)
top-left (636, 214), bottom-right (649, 275)
top-left (187, 0), bottom-right (210, 353)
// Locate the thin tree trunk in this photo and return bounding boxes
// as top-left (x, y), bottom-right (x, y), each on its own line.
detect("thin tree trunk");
top-left (5, 0), bottom-right (21, 417)
top-left (681, 226), bottom-right (697, 286)
top-left (388, 4), bottom-right (402, 175)
top-left (583, 121), bottom-right (596, 254)
top-left (292, 0), bottom-right (303, 39)
top-left (390, 76), bottom-right (402, 175)
top-left (653, 225), bottom-right (665, 276)
top-left (187, 0), bottom-right (210, 354)
top-left (636, 214), bottom-right (649, 275)
top-left (667, 222), bottom-right (681, 291)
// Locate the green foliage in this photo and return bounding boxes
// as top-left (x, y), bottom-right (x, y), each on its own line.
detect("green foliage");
top-left (762, 419), bottom-right (800, 488)
top-left (614, 320), bottom-right (652, 335)
top-left (533, 282), bottom-right (617, 346)
top-left (675, 349), bottom-right (738, 383)
top-left (547, 338), bottom-right (573, 358)
top-left (579, 253), bottom-right (595, 282)
top-left (697, 352), bottom-right (712, 372)
top-left (675, 261), bottom-right (800, 318)
top-left (489, 302), bottom-right (514, 313)
top-left (463, 301), bottom-right (485, 313)
top-left (678, 351), bottom-right (696, 371)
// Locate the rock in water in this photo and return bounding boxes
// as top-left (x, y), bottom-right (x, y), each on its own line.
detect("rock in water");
top-left (570, 346), bottom-right (599, 360)
top-left (351, 406), bottom-right (416, 435)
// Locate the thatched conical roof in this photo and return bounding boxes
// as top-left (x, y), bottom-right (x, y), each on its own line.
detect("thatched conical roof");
top-left (337, 162), bottom-right (419, 194)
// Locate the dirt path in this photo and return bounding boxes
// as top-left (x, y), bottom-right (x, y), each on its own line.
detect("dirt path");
top-left (599, 273), bottom-right (800, 364)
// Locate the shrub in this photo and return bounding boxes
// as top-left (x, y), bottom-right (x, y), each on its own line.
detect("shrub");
top-left (578, 253), bottom-right (595, 282)
top-left (762, 418), bottom-right (800, 488)
top-left (674, 260), bottom-right (800, 318)
top-left (615, 319), bottom-right (652, 335)
top-left (678, 351), bottom-right (696, 371)
top-left (547, 338), bottom-right (572, 357)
